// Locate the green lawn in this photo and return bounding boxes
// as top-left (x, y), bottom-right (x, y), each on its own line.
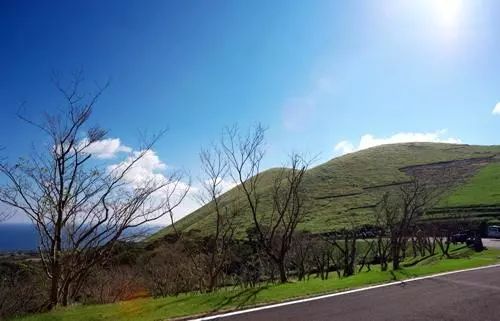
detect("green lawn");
top-left (444, 163), bottom-right (500, 207)
top-left (13, 247), bottom-right (500, 321)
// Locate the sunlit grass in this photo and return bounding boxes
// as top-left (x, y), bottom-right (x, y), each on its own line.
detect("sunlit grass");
top-left (444, 163), bottom-right (500, 207)
top-left (13, 247), bottom-right (500, 321)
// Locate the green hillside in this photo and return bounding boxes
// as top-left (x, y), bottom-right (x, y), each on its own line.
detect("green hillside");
top-left (444, 163), bottom-right (500, 207)
top-left (152, 142), bottom-right (500, 239)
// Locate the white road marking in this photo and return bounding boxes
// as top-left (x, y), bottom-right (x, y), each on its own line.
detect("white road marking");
top-left (189, 263), bottom-right (500, 320)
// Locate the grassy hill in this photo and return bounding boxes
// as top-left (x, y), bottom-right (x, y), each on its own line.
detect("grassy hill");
top-left (152, 142), bottom-right (500, 240)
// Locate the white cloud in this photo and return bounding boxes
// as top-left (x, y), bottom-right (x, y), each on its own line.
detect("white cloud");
top-left (216, 179), bottom-right (237, 194)
top-left (492, 102), bottom-right (500, 115)
top-left (107, 149), bottom-right (197, 225)
top-left (335, 130), bottom-right (462, 156)
top-left (83, 138), bottom-right (132, 159)
top-left (334, 140), bottom-right (356, 155)
top-left (166, 196), bottom-right (200, 223)
top-left (107, 150), bottom-right (167, 188)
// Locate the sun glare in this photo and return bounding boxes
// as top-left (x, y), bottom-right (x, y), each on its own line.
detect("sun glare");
top-left (433, 0), bottom-right (463, 28)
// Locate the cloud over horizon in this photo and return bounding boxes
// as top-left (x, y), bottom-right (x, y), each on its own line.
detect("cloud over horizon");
top-left (334, 130), bottom-right (462, 156)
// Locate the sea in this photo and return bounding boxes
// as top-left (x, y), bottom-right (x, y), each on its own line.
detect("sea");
top-left (0, 223), bottom-right (164, 252)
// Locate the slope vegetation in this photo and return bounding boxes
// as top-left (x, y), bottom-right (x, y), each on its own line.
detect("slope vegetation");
top-left (153, 143), bottom-right (500, 239)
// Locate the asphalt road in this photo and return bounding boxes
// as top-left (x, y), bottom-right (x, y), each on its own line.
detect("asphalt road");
top-left (214, 265), bottom-right (500, 321)
top-left (483, 238), bottom-right (500, 249)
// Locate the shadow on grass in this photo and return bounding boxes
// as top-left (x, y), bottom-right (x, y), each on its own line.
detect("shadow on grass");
top-left (209, 286), bottom-right (268, 312)
top-left (402, 254), bottom-right (436, 267)
top-left (450, 245), bottom-right (468, 252)
top-left (132, 295), bottom-right (193, 311)
top-left (393, 268), bottom-right (415, 279)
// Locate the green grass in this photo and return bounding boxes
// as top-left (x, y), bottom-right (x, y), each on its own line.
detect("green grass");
top-left (444, 163), bottom-right (500, 207)
top-left (13, 248), bottom-right (500, 321)
top-left (151, 143), bottom-right (500, 240)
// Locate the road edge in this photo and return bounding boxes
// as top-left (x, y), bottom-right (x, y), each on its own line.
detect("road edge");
top-left (189, 263), bottom-right (500, 321)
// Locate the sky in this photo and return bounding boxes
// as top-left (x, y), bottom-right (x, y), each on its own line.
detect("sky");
top-left (1, 0), bottom-right (500, 223)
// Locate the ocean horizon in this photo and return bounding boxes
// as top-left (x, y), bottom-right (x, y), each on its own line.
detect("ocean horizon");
top-left (0, 223), bottom-right (165, 252)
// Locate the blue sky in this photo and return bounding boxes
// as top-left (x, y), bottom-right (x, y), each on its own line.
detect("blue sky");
top-left (1, 0), bottom-right (500, 222)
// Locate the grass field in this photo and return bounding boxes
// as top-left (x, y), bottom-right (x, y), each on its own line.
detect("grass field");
top-left (13, 247), bottom-right (500, 321)
top-left (151, 142), bottom-right (500, 240)
top-left (444, 163), bottom-right (500, 206)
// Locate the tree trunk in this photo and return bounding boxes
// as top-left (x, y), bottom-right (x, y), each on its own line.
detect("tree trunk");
top-left (392, 242), bottom-right (401, 270)
top-left (278, 260), bottom-right (287, 283)
top-left (49, 230), bottom-right (62, 308)
top-left (49, 265), bottom-right (59, 308)
top-left (61, 281), bottom-right (70, 306)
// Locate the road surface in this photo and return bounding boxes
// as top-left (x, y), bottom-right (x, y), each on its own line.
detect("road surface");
top-left (483, 238), bottom-right (500, 249)
top-left (205, 265), bottom-right (500, 321)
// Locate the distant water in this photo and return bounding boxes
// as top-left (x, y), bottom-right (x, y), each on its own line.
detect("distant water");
top-left (0, 223), bottom-right (38, 251)
top-left (0, 223), bottom-right (164, 252)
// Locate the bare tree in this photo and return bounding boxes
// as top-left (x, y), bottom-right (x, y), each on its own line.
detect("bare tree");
top-left (310, 238), bottom-right (333, 280)
top-left (0, 210), bottom-right (12, 223)
top-left (0, 74), bottom-right (188, 308)
top-left (373, 207), bottom-right (391, 271)
top-left (196, 144), bottom-right (238, 292)
top-left (325, 228), bottom-right (358, 277)
top-left (221, 125), bottom-right (310, 283)
top-left (357, 232), bottom-right (375, 273)
top-left (375, 178), bottom-right (440, 270)
top-left (289, 231), bottom-right (314, 281)
top-left (0, 151), bottom-right (12, 224)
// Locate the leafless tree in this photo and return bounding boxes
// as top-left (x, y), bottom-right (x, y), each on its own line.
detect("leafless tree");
top-left (375, 178), bottom-right (441, 270)
top-left (221, 125), bottom-right (310, 283)
top-left (373, 211), bottom-right (391, 271)
top-left (289, 231), bottom-right (314, 281)
top-left (0, 73), bottom-right (189, 308)
top-left (325, 228), bottom-right (358, 277)
top-left (0, 210), bottom-right (11, 223)
top-left (196, 144), bottom-right (238, 292)
top-left (310, 238), bottom-right (332, 280)
top-left (357, 233), bottom-right (375, 273)
top-left (265, 154), bottom-right (310, 282)
top-left (0, 152), bottom-right (12, 223)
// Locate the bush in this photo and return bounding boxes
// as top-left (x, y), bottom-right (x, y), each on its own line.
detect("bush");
top-left (142, 242), bottom-right (201, 297)
top-left (0, 261), bottom-right (47, 319)
top-left (79, 265), bottom-right (147, 304)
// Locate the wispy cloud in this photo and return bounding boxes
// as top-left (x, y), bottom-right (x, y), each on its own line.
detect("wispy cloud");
top-left (282, 97), bottom-right (316, 131)
top-left (282, 76), bottom-right (334, 132)
top-left (492, 102), bottom-right (500, 115)
top-left (335, 129), bottom-right (462, 155)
